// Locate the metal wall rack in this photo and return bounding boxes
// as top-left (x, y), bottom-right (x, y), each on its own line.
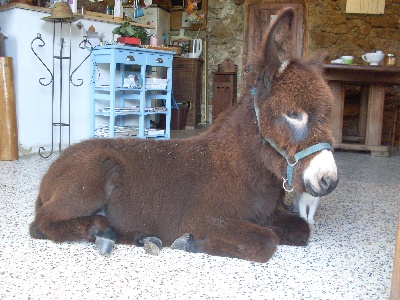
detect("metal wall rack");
top-left (31, 16), bottom-right (91, 158)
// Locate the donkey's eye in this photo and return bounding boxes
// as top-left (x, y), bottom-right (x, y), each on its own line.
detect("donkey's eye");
top-left (284, 111), bottom-right (309, 142)
top-left (287, 111), bottom-right (301, 120)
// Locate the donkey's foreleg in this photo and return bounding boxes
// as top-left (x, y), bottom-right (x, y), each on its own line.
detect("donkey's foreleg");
top-left (269, 206), bottom-right (310, 246)
top-left (173, 219), bottom-right (279, 263)
top-left (30, 212), bottom-right (116, 255)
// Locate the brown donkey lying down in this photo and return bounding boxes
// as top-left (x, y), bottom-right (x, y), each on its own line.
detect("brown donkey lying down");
top-left (30, 9), bottom-right (338, 262)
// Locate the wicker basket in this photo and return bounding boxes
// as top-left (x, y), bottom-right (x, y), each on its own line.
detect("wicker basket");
top-left (170, 41), bottom-right (183, 56)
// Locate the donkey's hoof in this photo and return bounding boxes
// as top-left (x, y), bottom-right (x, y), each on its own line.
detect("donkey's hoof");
top-left (29, 222), bottom-right (47, 240)
top-left (171, 233), bottom-right (196, 252)
top-left (94, 228), bottom-right (116, 256)
top-left (143, 237), bottom-right (162, 256)
top-left (95, 236), bottom-right (115, 256)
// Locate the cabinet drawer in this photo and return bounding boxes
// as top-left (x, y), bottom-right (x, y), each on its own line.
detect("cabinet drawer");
top-left (146, 53), bottom-right (172, 67)
top-left (114, 50), bottom-right (146, 65)
top-left (93, 53), bottom-right (112, 64)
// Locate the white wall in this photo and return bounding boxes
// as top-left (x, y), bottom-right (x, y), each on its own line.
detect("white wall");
top-left (0, 8), bottom-right (122, 155)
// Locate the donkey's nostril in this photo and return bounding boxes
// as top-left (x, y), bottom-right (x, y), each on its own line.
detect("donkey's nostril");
top-left (306, 174), bottom-right (339, 197)
top-left (319, 175), bottom-right (331, 190)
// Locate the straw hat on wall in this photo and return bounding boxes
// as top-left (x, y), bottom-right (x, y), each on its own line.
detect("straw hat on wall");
top-left (41, 1), bottom-right (83, 22)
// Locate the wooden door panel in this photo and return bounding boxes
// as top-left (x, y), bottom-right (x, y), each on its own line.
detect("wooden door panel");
top-left (243, 1), bottom-right (305, 89)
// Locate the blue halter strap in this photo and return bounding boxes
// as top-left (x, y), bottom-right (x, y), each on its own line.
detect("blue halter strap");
top-left (252, 87), bottom-right (333, 192)
top-left (262, 137), bottom-right (332, 192)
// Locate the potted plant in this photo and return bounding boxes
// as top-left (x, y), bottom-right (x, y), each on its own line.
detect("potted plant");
top-left (112, 22), bottom-right (148, 45)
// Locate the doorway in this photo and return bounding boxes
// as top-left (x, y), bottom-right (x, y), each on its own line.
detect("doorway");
top-left (242, 1), bottom-right (306, 88)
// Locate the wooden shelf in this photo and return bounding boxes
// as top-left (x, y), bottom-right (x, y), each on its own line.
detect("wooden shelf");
top-left (0, 3), bottom-right (154, 29)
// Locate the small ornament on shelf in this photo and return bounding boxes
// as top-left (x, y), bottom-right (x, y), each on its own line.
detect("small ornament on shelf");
top-left (114, 0), bottom-right (123, 20)
top-left (185, 0), bottom-right (205, 24)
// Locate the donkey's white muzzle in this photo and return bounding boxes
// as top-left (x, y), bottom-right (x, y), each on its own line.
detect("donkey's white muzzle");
top-left (303, 149), bottom-right (338, 197)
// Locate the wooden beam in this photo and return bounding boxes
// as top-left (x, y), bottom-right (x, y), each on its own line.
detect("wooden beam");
top-left (333, 143), bottom-right (390, 156)
top-left (390, 213), bottom-right (400, 300)
top-left (0, 57), bottom-right (18, 161)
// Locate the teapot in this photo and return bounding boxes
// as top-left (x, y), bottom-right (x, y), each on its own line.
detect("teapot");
top-left (188, 38), bottom-right (202, 58)
top-left (362, 51), bottom-right (385, 66)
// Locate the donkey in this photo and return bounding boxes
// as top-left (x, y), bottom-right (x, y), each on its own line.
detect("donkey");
top-left (29, 9), bottom-right (338, 263)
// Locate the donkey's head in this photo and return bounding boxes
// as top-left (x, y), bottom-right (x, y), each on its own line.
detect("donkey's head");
top-left (252, 8), bottom-right (338, 197)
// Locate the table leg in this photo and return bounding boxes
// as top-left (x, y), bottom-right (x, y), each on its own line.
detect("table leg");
top-left (365, 84), bottom-right (385, 146)
top-left (329, 82), bottom-right (344, 144)
top-left (365, 84), bottom-right (390, 156)
top-left (358, 86), bottom-right (368, 138)
top-left (328, 82), bottom-right (389, 156)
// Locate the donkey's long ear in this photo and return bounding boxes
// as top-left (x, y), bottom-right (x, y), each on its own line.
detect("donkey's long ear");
top-left (261, 8), bottom-right (295, 83)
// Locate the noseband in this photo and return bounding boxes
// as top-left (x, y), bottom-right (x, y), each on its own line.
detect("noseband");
top-left (262, 137), bottom-right (332, 192)
top-left (252, 87), bottom-right (333, 192)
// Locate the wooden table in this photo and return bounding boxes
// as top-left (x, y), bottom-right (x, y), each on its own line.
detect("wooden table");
top-left (324, 64), bottom-right (400, 156)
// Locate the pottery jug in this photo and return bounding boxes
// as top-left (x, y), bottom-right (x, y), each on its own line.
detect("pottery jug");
top-left (188, 39), bottom-right (202, 58)
top-left (362, 51), bottom-right (385, 65)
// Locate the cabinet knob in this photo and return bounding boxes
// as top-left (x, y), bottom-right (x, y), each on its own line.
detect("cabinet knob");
top-left (126, 55), bottom-right (135, 61)
top-left (156, 58), bottom-right (163, 63)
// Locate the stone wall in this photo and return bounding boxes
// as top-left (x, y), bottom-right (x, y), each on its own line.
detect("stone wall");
top-left (202, 0), bottom-right (399, 144)
top-left (188, 0), bottom-right (244, 123)
top-left (307, 0), bottom-right (400, 63)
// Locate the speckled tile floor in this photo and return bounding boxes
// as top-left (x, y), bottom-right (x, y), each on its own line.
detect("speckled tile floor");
top-left (0, 148), bottom-right (399, 299)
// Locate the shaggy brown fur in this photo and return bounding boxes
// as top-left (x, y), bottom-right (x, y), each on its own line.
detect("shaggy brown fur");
top-left (29, 9), bottom-right (337, 262)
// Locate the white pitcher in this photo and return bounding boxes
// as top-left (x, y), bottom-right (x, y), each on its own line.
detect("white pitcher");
top-left (188, 38), bottom-right (202, 58)
top-left (362, 51), bottom-right (385, 65)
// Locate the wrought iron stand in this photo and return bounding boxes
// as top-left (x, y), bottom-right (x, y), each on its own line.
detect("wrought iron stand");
top-left (31, 17), bottom-right (92, 158)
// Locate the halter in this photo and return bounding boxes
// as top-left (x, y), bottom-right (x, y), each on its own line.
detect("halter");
top-left (252, 87), bottom-right (333, 192)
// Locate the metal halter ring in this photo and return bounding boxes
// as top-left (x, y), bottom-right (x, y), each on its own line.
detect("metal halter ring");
top-left (282, 177), bottom-right (294, 192)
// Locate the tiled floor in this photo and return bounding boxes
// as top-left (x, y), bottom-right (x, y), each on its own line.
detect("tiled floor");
top-left (0, 139), bottom-right (399, 299)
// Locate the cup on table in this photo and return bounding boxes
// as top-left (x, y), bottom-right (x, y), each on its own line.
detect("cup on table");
top-left (331, 58), bottom-right (344, 64)
top-left (341, 56), bottom-right (354, 65)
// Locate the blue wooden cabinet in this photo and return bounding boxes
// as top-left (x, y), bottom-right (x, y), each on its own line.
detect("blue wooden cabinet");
top-left (90, 45), bottom-right (174, 139)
